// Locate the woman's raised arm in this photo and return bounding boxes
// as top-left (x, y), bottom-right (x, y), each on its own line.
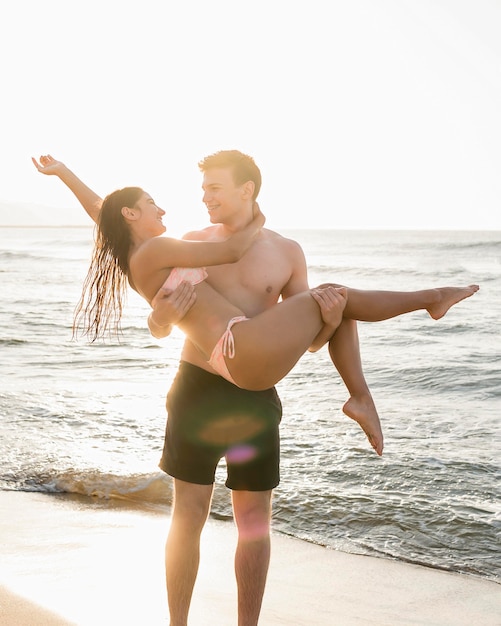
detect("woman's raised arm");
top-left (32, 155), bottom-right (103, 224)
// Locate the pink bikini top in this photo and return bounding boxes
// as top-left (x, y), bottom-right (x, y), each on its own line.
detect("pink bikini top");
top-left (162, 267), bottom-right (208, 291)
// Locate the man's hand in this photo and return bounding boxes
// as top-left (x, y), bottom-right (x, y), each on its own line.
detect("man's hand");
top-left (149, 281), bottom-right (196, 339)
top-left (310, 286), bottom-right (347, 332)
top-left (32, 154), bottom-right (67, 176)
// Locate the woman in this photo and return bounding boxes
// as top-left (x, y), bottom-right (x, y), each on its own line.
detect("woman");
top-left (77, 183), bottom-right (481, 385)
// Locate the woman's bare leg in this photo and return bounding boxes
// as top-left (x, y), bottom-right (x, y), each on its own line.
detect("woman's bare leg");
top-left (334, 284), bottom-right (479, 322)
top-left (228, 287), bottom-right (345, 391)
top-left (321, 283), bottom-right (478, 455)
top-left (227, 286), bottom-right (384, 455)
top-left (217, 283), bottom-right (478, 451)
top-left (328, 319), bottom-right (383, 455)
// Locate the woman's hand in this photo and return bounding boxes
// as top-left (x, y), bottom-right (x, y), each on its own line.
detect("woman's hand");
top-left (252, 201), bottom-right (266, 230)
top-left (31, 154), bottom-right (103, 223)
top-left (31, 154), bottom-right (67, 177)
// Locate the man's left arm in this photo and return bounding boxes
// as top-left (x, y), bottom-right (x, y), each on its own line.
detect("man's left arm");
top-left (281, 238), bottom-right (339, 352)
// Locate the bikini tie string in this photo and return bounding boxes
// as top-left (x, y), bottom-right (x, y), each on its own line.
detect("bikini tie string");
top-left (221, 316), bottom-right (247, 359)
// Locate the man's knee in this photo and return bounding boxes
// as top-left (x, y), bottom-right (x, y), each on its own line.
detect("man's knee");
top-left (317, 281), bottom-right (344, 289)
top-left (232, 491), bottom-right (272, 541)
top-left (172, 480), bottom-right (213, 529)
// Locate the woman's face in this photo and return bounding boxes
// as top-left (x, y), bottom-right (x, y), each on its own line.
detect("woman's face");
top-left (133, 192), bottom-right (166, 237)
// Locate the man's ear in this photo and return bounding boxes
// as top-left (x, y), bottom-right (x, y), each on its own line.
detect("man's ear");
top-left (241, 180), bottom-right (255, 200)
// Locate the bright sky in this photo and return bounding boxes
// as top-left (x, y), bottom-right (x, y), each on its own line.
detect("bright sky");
top-left (1, 0), bottom-right (500, 231)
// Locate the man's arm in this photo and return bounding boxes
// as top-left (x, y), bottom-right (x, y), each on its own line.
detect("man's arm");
top-left (280, 237), bottom-right (339, 352)
top-left (147, 222), bottom-right (210, 338)
top-left (148, 281), bottom-right (196, 339)
top-left (32, 155), bottom-right (102, 224)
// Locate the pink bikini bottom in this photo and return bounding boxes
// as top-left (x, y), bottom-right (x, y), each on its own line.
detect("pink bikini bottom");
top-left (208, 316), bottom-right (249, 386)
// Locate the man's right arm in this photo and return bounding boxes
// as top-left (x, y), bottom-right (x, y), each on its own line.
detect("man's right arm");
top-left (148, 281), bottom-right (196, 339)
top-left (32, 155), bottom-right (102, 224)
top-left (280, 236), bottom-right (339, 351)
top-left (146, 227), bottom-right (212, 338)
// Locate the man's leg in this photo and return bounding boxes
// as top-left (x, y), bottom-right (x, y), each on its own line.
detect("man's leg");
top-left (165, 479), bottom-right (214, 626)
top-left (232, 489), bottom-right (273, 626)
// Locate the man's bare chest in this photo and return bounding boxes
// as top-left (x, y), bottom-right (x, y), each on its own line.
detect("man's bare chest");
top-left (205, 245), bottom-right (292, 314)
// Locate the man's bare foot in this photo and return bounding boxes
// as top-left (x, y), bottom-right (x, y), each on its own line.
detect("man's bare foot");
top-left (343, 394), bottom-right (383, 456)
top-left (427, 285), bottom-right (479, 320)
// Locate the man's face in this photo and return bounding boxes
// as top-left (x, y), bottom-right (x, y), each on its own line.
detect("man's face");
top-left (201, 167), bottom-right (247, 224)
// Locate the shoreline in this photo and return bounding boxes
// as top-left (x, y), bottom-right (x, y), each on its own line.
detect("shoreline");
top-left (1, 490), bottom-right (500, 625)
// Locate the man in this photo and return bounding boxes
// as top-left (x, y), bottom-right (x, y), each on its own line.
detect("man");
top-left (33, 151), bottom-right (378, 626)
top-left (145, 150), bottom-right (379, 626)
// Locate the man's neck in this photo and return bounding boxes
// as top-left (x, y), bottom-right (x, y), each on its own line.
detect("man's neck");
top-left (216, 208), bottom-right (254, 235)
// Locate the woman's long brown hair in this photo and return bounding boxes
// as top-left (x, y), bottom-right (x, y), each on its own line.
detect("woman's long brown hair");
top-left (73, 187), bottom-right (144, 341)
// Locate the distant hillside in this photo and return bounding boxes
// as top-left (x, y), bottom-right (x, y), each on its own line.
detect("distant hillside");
top-left (0, 202), bottom-right (91, 227)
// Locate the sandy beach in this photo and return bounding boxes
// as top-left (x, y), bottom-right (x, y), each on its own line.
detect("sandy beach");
top-left (1, 491), bottom-right (500, 625)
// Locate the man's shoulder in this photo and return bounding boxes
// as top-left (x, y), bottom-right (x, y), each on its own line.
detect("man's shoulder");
top-left (182, 225), bottom-right (219, 241)
top-left (262, 227), bottom-right (304, 252)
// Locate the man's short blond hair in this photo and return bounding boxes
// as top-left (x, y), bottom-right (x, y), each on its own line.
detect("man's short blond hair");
top-left (198, 150), bottom-right (262, 200)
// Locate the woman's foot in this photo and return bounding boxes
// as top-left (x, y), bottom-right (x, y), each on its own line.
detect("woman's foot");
top-left (427, 285), bottom-right (479, 320)
top-left (343, 394), bottom-right (384, 456)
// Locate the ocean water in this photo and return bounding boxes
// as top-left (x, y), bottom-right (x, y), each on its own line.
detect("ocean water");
top-left (1, 226), bottom-right (500, 583)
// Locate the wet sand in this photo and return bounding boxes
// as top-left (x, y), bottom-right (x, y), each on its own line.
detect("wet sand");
top-left (1, 491), bottom-right (500, 625)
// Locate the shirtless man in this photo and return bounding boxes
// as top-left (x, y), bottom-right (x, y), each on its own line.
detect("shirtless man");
top-left (143, 150), bottom-right (476, 625)
top-left (148, 150), bottom-right (373, 626)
